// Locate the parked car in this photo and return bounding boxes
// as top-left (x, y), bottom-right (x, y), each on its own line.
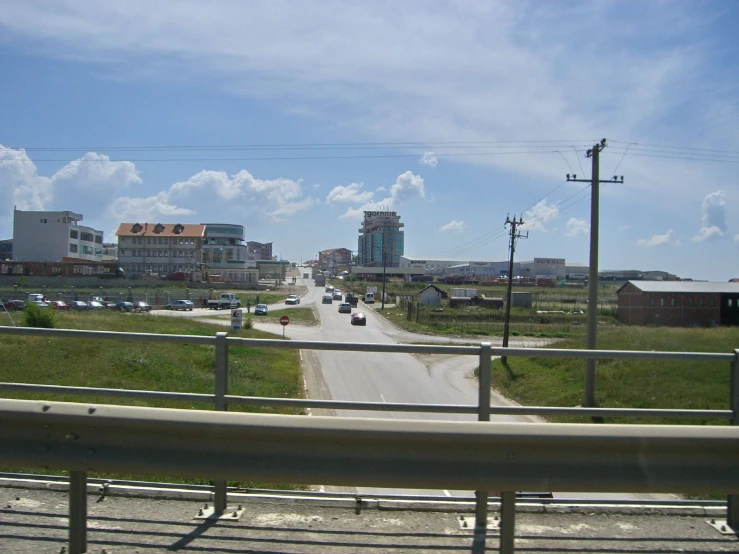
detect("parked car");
top-left (167, 299), bottom-right (194, 311)
top-left (104, 302), bottom-right (118, 309)
top-left (49, 300), bottom-right (70, 309)
top-left (332, 290), bottom-right (342, 301)
top-left (254, 303), bottom-right (268, 315)
top-left (350, 312), bottom-right (367, 326)
top-left (33, 300), bottom-right (49, 308)
top-left (285, 294), bottom-right (300, 305)
top-left (69, 301), bottom-right (89, 310)
top-left (115, 301), bottom-right (135, 312)
top-left (338, 302), bottom-right (352, 313)
top-left (88, 301), bottom-right (105, 309)
top-left (5, 300), bottom-right (25, 310)
top-left (322, 294), bottom-right (333, 304)
top-left (134, 301), bottom-right (151, 312)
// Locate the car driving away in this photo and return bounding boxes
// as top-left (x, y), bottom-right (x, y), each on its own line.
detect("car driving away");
top-left (322, 294), bottom-right (333, 304)
top-left (350, 312), bottom-right (367, 326)
top-left (167, 299), bottom-right (194, 311)
top-left (254, 303), bottom-right (268, 315)
top-left (332, 290), bottom-right (342, 301)
top-left (338, 302), bottom-right (351, 313)
top-left (285, 294), bottom-right (300, 305)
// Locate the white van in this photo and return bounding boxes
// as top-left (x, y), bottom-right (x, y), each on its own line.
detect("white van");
top-left (364, 292), bottom-right (375, 304)
top-left (27, 293), bottom-right (44, 302)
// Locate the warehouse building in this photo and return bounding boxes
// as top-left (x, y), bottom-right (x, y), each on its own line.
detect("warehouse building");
top-left (617, 281), bottom-right (739, 327)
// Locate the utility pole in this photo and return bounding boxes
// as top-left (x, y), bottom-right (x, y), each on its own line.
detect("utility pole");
top-left (502, 214), bottom-right (527, 364)
top-left (381, 247), bottom-right (387, 309)
top-left (566, 139), bottom-right (624, 409)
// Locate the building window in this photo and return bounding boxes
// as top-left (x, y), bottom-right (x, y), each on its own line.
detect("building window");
top-left (202, 251), bottom-right (209, 264)
top-left (80, 232), bottom-right (93, 242)
top-left (670, 297), bottom-right (676, 307)
top-left (69, 244), bottom-right (78, 253)
top-left (660, 297), bottom-right (665, 307)
top-left (729, 299), bottom-right (734, 308)
top-left (710, 298), bottom-right (715, 307)
top-left (70, 230), bottom-right (78, 239)
top-left (700, 297), bottom-right (705, 307)
top-left (687, 297), bottom-right (693, 307)
top-left (147, 238), bottom-right (151, 244)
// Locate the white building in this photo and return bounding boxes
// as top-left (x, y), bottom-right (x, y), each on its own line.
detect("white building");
top-left (116, 222), bottom-right (205, 279)
top-left (518, 258), bottom-right (566, 280)
top-left (400, 257), bottom-right (487, 275)
top-left (12, 208), bottom-right (104, 262)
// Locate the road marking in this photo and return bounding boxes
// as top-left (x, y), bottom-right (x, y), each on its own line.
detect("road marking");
top-left (444, 489), bottom-right (451, 497)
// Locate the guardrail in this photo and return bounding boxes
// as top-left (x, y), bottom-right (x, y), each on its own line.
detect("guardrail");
top-left (1, 325), bottom-right (738, 554)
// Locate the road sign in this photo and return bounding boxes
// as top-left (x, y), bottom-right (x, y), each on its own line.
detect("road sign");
top-left (279, 315), bottom-right (290, 326)
top-left (231, 308), bottom-right (243, 331)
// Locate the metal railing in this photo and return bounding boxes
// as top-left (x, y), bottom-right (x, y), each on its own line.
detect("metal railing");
top-left (1, 325), bottom-right (738, 554)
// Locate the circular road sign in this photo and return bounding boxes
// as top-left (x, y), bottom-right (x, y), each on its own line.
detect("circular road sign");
top-left (279, 315), bottom-right (290, 326)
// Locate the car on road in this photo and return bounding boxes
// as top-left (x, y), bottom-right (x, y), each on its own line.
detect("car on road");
top-left (285, 294), bottom-right (300, 305)
top-left (134, 301), bottom-right (152, 312)
top-left (115, 301), bottom-right (134, 312)
top-left (350, 312), bottom-right (367, 326)
top-left (325, 285), bottom-right (335, 293)
top-left (167, 299), bottom-right (194, 311)
top-left (254, 303), bottom-right (268, 315)
top-left (69, 301), bottom-right (89, 310)
top-left (4, 300), bottom-right (25, 310)
top-left (332, 290), bottom-right (342, 301)
top-left (322, 294), bottom-right (333, 304)
top-left (338, 302), bottom-right (351, 313)
top-left (49, 300), bottom-right (70, 309)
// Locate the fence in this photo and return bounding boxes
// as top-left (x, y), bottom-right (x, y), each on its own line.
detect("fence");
top-left (1, 325), bottom-right (738, 554)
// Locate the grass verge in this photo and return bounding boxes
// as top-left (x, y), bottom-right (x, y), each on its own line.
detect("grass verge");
top-left (0, 310), bottom-right (303, 488)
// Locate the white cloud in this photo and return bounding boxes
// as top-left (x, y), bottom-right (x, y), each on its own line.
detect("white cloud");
top-left (564, 218), bottom-right (588, 237)
top-left (51, 152), bottom-right (141, 193)
top-left (419, 151), bottom-right (438, 168)
top-left (339, 171), bottom-right (425, 219)
top-left (325, 183), bottom-right (373, 204)
top-left (439, 220), bottom-right (465, 233)
top-left (692, 190), bottom-right (726, 242)
top-left (638, 229), bottom-right (679, 247)
top-left (522, 200), bottom-right (559, 232)
top-left (0, 146), bottom-right (53, 212)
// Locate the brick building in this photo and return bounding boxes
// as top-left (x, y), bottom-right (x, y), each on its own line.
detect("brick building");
top-left (617, 281), bottom-right (739, 327)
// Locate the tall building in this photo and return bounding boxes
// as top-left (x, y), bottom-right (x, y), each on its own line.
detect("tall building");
top-left (358, 210), bottom-right (404, 267)
top-left (12, 208), bottom-right (104, 262)
top-left (201, 224), bottom-right (256, 283)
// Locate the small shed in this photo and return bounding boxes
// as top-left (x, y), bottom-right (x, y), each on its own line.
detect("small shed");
top-left (418, 284), bottom-right (446, 306)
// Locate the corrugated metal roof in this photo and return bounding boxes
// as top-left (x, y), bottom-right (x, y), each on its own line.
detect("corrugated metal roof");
top-left (622, 281), bottom-right (739, 294)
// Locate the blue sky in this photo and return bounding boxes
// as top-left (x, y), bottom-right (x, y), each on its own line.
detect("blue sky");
top-left (0, 1), bottom-right (737, 280)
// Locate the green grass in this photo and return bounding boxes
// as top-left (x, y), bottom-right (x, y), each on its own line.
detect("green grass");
top-left (253, 306), bottom-right (317, 324)
top-left (490, 325), bottom-right (735, 426)
top-left (0, 310), bottom-right (304, 487)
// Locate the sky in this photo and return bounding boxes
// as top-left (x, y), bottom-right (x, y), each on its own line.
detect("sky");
top-left (0, 0), bottom-right (737, 281)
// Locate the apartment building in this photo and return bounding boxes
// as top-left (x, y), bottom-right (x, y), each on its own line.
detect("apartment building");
top-left (12, 208), bottom-right (104, 262)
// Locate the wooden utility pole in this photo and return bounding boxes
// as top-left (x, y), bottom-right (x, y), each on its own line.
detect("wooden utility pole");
top-left (502, 215), bottom-right (527, 364)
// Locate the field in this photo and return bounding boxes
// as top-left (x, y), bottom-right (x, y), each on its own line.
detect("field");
top-left (0, 310), bottom-right (303, 487)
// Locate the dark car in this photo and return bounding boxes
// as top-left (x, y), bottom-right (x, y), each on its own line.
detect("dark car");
top-left (4, 300), bottom-right (26, 310)
top-left (167, 299), bottom-right (194, 311)
top-left (134, 301), bottom-right (151, 312)
top-left (115, 301), bottom-right (135, 312)
top-left (350, 312), bottom-right (367, 326)
top-left (68, 301), bottom-right (89, 310)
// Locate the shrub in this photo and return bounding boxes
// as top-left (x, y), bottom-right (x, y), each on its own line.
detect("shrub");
top-left (24, 302), bottom-right (56, 328)
top-left (243, 316), bottom-right (254, 330)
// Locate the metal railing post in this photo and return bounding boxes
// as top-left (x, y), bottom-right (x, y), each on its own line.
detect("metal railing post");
top-left (214, 331), bottom-right (229, 515)
top-left (475, 342), bottom-right (492, 528)
top-left (499, 490), bottom-right (516, 554)
top-left (69, 470), bottom-right (87, 554)
top-left (728, 349), bottom-right (739, 531)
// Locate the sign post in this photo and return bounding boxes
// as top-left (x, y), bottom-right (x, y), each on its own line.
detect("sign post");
top-left (231, 309), bottom-right (243, 331)
top-left (279, 315), bottom-right (289, 337)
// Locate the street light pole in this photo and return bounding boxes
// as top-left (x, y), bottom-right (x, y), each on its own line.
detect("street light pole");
top-left (381, 247), bottom-right (387, 309)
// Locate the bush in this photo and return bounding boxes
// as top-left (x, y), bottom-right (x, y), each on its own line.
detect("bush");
top-left (243, 316), bottom-right (254, 330)
top-left (24, 302), bottom-right (56, 328)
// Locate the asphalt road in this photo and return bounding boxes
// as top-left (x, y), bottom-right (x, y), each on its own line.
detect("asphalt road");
top-left (156, 274), bottom-right (679, 502)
